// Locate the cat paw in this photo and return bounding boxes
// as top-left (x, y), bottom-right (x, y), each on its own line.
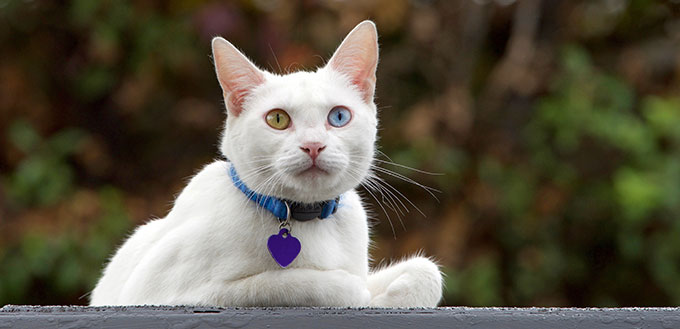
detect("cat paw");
top-left (357, 287), bottom-right (372, 307)
top-left (368, 256), bottom-right (442, 307)
top-left (324, 269), bottom-right (371, 307)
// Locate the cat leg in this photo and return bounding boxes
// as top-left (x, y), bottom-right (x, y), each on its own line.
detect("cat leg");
top-left (367, 256), bottom-right (442, 307)
top-left (193, 268), bottom-right (371, 307)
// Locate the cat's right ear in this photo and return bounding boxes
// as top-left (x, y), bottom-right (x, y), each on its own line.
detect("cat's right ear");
top-left (212, 37), bottom-right (265, 116)
top-left (326, 21), bottom-right (379, 104)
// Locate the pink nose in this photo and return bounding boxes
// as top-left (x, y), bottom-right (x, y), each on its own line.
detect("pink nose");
top-left (300, 142), bottom-right (326, 161)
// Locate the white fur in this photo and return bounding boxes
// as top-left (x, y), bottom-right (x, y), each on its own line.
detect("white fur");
top-left (90, 21), bottom-right (442, 307)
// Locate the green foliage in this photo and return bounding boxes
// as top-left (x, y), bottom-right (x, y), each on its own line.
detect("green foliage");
top-left (5, 121), bottom-right (84, 207)
top-left (452, 44), bottom-right (680, 306)
top-left (2, 120), bottom-right (131, 304)
top-left (444, 41), bottom-right (680, 306)
top-left (458, 256), bottom-right (503, 306)
top-left (0, 188), bottom-right (131, 304)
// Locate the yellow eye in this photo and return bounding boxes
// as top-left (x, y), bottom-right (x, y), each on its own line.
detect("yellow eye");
top-left (265, 109), bottom-right (291, 130)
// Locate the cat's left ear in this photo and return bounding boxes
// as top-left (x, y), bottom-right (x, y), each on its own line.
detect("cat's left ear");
top-left (212, 37), bottom-right (265, 116)
top-left (327, 20), bottom-right (379, 104)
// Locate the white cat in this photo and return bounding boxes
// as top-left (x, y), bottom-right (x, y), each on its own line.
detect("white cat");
top-left (90, 21), bottom-right (442, 307)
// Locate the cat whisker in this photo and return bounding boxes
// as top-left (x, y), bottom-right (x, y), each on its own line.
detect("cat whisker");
top-left (236, 164), bottom-right (274, 182)
top-left (359, 180), bottom-right (396, 239)
top-left (363, 177), bottom-right (403, 216)
top-left (233, 164), bottom-right (277, 215)
top-left (363, 176), bottom-right (407, 232)
top-left (344, 166), bottom-right (401, 237)
top-left (370, 174), bottom-right (426, 218)
top-left (365, 174), bottom-right (409, 216)
top-left (256, 173), bottom-right (280, 219)
top-left (350, 152), bottom-right (444, 176)
top-left (347, 152), bottom-right (440, 201)
top-left (344, 152), bottom-right (439, 235)
top-left (375, 149), bottom-right (394, 162)
top-left (248, 171), bottom-right (282, 220)
top-left (362, 172), bottom-right (406, 215)
top-left (268, 44), bottom-right (283, 74)
top-left (370, 165), bottom-right (440, 201)
top-left (372, 159), bottom-right (444, 176)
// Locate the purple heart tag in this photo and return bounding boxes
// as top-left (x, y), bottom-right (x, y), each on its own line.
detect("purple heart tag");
top-left (267, 228), bottom-right (301, 268)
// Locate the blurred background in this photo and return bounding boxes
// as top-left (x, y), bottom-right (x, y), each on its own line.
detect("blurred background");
top-left (1, 0), bottom-right (680, 307)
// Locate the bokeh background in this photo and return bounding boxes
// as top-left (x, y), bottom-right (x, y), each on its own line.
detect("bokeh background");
top-left (2, 0), bottom-right (680, 307)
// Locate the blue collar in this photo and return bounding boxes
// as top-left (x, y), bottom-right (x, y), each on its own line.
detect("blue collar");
top-left (229, 164), bottom-right (339, 222)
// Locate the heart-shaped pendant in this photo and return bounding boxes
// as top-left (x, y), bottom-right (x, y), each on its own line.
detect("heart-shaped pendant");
top-left (267, 228), bottom-right (301, 268)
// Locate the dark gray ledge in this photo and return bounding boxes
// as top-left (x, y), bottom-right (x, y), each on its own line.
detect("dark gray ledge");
top-left (2, 305), bottom-right (680, 328)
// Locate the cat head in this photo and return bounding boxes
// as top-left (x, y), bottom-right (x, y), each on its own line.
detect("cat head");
top-left (212, 21), bottom-right (379, 203)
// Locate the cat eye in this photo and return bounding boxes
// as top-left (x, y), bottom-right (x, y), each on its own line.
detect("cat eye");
top-left (265, 109), bottom-right (291, 130)
top-left (327, 106), bottom-right (352, 127)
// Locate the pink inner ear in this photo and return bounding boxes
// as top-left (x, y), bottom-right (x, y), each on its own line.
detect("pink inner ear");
top-left (332, 56), bottom-right (377, 104)
top-left (220, 67), bottom-right (264, 116)
top-left (328, 22), bottom-right (378, 104)
top-left (357, 78), bottom-right (376, 104)
top-left (213, 38), bottom-right (265, 116)
top-left (226, 87), bottom-right (251, 116)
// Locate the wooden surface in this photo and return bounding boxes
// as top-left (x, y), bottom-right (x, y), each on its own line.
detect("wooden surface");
top-left (2, 305), bottom-right (680, 328)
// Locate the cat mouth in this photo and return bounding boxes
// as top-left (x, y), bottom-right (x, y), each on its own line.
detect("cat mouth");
top-left (297, 165), bottom-right (329, 176)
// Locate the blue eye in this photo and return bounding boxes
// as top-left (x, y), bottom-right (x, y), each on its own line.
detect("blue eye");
top-left (327, 106), bottom-right (352, 127)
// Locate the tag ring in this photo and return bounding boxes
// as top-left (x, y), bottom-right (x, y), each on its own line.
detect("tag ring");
top-left (279, 201), bottom-right (292, 232)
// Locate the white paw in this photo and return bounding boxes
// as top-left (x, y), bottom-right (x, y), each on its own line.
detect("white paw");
top-left (357, 287), bottom-right (372, 306)
top-left (368, 256), bottom-right (442, 307)
top-left (326, 269), bottom-right (371, 307)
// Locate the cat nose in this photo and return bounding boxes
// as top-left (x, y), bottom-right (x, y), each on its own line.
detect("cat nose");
top-left (300, 142), bottom-right (326, 161)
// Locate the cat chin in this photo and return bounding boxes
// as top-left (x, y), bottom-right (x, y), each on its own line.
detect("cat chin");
top-left (296, 166), bottom-right (329, 178)
top-left (275, 174), bottom-right (358, 203)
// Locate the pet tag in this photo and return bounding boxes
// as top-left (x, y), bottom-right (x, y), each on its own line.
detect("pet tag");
top-left (267, 228), bottom-right (301, 268)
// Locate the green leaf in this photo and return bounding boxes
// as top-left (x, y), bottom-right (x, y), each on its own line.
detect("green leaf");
top-left (8, 120), bottom-right (41, 153)
top-left (613, 168), bottom-right (661, 223)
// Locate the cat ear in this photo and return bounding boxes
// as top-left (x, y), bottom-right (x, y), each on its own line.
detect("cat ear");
top-left (212, 37), bottom-right (265, 116)
top-left (327, 20), bottom-right (379, 104)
